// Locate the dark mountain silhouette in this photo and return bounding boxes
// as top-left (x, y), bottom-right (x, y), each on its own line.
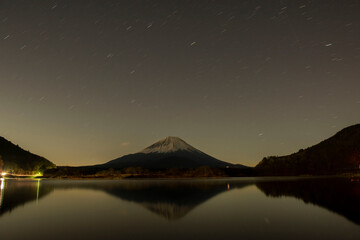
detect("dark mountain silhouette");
top-left (0, 136), bottom-right (55, 174)
top-left (100, 136), bottom-right (248, 169)
top-left (255, 124), bottom-right (360, 175)
top-left (256, 177), bottom-right (360, 225)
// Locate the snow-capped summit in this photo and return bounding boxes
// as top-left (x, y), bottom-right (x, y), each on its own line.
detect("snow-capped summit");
top-left (101, 136), bottom-right (248, 169)
top-left (140, 136), bottom-right (200, 154)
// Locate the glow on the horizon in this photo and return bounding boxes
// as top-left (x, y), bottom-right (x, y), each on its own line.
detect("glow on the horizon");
top-left (33, 172), bottom-right (43, 178)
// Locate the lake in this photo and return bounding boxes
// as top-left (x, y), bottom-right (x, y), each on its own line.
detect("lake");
top-left (0, 177), bottom-right (360, 239)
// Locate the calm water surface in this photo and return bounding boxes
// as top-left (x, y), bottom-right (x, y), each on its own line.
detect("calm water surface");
top-left (0, 177), bottom-right (360, 239)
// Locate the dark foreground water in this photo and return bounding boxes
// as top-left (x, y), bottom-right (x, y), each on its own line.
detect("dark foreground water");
top-left (0, 177), bottom-right (360, 240)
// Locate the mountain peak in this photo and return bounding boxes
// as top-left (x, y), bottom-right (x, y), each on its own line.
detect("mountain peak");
top-left (139, 136), bottom-right (200, 154)
top-left (103, 136), bottom-right (241, 169)
top-left (164, 136), bottom-right (183, 141)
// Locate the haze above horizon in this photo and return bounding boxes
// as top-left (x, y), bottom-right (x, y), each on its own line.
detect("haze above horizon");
top-left (0, 1), bottom-right (359, 166)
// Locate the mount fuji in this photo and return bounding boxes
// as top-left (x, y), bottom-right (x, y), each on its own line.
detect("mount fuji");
top-left (100, 136), bottom-right (247, 169)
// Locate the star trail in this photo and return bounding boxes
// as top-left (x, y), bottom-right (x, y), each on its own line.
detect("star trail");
top-left (0, 0), bottom-right (359, 166)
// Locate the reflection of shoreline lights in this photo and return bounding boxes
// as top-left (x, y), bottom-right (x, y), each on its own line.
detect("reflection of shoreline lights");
top-left (0, 178), bottom-right (4, 208)
top-left (36, 179), bottom-right (41, 204)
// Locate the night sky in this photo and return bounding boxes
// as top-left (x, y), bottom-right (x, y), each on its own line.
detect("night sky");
top-left (0, 0), bottom-right (359, 166)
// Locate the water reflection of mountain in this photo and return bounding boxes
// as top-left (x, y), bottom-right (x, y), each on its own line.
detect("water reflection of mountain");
top-left (0, 179), bottom-right (53, 216)
top-left (99, 180), bottom-right (252, 220)
top-left (0, 179), bottom-right (252, 220)
top-left (256, 177), bottom-right (360, 225)
top-left (3, 178), bottom-right (360, 224)
top-left (44, 180), bottom-right (252, 220)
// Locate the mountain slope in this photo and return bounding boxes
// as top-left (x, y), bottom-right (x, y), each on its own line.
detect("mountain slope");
top-left (0, 136), bottom-right (55, 174)
top-left (101, 136), bottom-right (246, 169)
top-left (255, 124), bottom-right (360, 175)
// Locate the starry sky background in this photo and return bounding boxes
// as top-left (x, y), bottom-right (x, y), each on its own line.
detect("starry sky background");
top-left (0, 0), bottom-right (359, 166)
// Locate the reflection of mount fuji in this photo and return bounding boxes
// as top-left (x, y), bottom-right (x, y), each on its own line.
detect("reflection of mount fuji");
top-left (45, 180), bottom-right (252, 220)
top-left (2, 178), bottom-right (360, 224)
top-left (256, 177), bottom-right (360, 225)
top-left (99, 180), bottom-right (252, 220)
top-left (0, 179), bottom-right (251, 220)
